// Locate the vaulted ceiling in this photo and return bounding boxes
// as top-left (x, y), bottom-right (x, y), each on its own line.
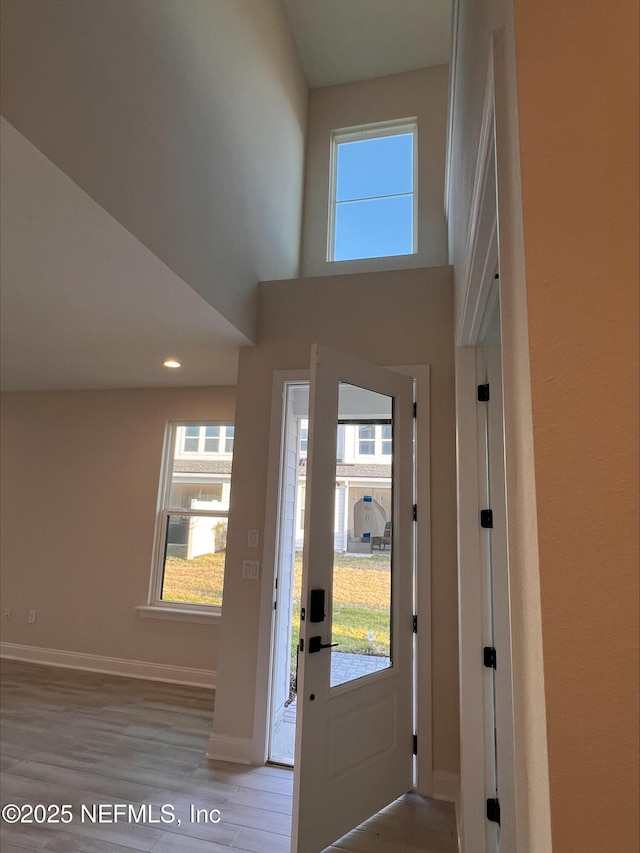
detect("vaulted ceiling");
top-left (0, 0), bottom-right (451, 391)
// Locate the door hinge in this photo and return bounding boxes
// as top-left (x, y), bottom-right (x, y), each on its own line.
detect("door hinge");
top-left (412, 504), bottom-right (418, 522)
top-left (477, 383), bottom-right (490, 402)
top-left (413, 733), bottom-right (418, 755)
top-left (483, 646), bottom-right (497, 669)
top-left (412, 614), bottom-right (418, 634)
top-left (413, 401), bottom-right (417, 418)
top-left (486, 797), bottom-right (501, 825)
top-left (480, 509), bottom-right (493, 528)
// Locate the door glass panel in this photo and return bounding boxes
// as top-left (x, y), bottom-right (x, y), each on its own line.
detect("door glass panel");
top-left (330, 382), bottom-right (393, 688)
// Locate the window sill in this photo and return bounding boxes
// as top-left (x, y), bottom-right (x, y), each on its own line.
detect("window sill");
top-left (135, 605), bottom-right (221, 625)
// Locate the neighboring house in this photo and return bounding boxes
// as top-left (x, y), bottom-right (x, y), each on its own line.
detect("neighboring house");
top-left (295, 421), bottom-right (392, 551)
top-left (167, 425), bottom-right (234, 558)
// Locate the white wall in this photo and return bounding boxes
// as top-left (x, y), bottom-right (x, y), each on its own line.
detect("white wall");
top-left (0, 386), bottom-right (235, 676)
top-left (212, 266), bottom-right (460, 778)
top-left (0, 0), bottom-right (308, 341)
top-left (302, 66), bottom-right (449, 278)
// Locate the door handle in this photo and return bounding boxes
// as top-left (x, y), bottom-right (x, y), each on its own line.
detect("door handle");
top-left (308, 636), bottom-right (339, 654)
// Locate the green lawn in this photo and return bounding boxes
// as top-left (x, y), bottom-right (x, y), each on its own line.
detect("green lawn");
top-left (162, 552), bottom-right (225, 606)
top-left (163, 550), bottom-right (391, 664)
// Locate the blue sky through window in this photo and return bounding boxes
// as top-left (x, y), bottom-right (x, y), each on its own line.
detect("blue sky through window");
top-left (334, 131), bottom-right (414, 262)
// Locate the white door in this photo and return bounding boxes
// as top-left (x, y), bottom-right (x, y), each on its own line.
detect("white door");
top-left (291, 344), bottom-right (414, 853)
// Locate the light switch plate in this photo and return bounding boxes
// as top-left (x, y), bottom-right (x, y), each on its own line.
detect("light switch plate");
top-left (247, 529), bottom-right (259, 548)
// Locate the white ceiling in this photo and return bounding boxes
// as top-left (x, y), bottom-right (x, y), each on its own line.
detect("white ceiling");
top-left (0, 1), bottom-right (451, 392)
top-left (283, 0), bottom-right (451, 88)
top-left (0, 118), bottom-right (248, 391)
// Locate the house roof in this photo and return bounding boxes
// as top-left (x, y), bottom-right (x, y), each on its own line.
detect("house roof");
top-left (173, 460), bottom-right (233, 475)
top-left (298, 459), bottom-right (391, 479)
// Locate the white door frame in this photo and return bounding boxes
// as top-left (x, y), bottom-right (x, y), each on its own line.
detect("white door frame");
top-left (253, 366), bottom-right (432, 800)
top-left (454, 36), bottom-right (512, 853)
top-left (254, 370), bottom-right (309, 765)
top-left (454, 24), bottom-right (551, 852)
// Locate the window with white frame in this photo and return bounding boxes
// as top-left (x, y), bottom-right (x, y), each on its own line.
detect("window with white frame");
top-left (355, 423), bottom-right (392, 459)
top-left (328, 120), bottom-right (416, 262)
top-left (358, 425), bottom-right (376, 455)
top-left (150, 422), bottom-right (233, 611)
top-left (177, 424), bottom-right (234, 456)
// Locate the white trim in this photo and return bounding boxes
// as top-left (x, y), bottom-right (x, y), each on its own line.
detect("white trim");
top-left (0, 642), bottom-right (216, 688)
top-left (444, 0), bottom-right (460, 224)
top-left (431, 771), bottom-right (461, 804)
top-left (455, 55), bottom-right (498, 347)
top-left (148, 418), bottom-right (233, 611)
top-left (253, 369), bottom-right (310, 765)
top-left (255, 365), bottom-right (432, 793)
top-left (135, 604), bottom-right (221, 624)
top-left (207, 733), bottom-right (253, 765)
top-left (454, 40), bottom-right (505, 853)
top-left (392, 366), bottom-right (432, 798)
top-left (455, 26), bottom-right (553, 853)
top-left (456, 347), bottom-right (490, 853)
top-left (492, 25), bottom-right (552, 850)
top-left (327, 119), bottom-right (418, 263)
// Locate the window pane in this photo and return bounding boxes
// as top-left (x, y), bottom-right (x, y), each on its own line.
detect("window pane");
top-left (331, 385), bottom-right (392, 688)
top-left (334, 195), bottom-right (413, 261)
top-left (336, 133), bottom-right (413, 202)
top-left (224, 426), bottom-right (235, 453)
top-left (358, 426), bottom-right (375, 455)
top-left (161, 513), bottom-right (227, 606)
top-left (155, 422), bottom-right (234, 609)
top-left (382, 424), bottom-right (392, 455)
top-left (169, 482), bottom-right (224, 509)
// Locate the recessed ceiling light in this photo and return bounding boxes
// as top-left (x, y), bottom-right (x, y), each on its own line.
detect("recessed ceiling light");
top-left (163, 359), bottom-right (182, 369)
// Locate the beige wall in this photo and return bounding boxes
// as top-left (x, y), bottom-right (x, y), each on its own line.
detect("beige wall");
top-left (302, 67), bottom-right (449, 278)
top-left (514, 1), bottom-right (640, 850)
top-left (213, 266), bottom-right (460, 777)
top-left (0, 0), bottom-right (307, 341)
top-left (0, 386), bottom-right (234, 672)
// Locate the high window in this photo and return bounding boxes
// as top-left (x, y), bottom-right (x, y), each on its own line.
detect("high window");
top-left (150, 422), bottom-right (233, 612)
top-left (328, 120), bottom-right (416, 262)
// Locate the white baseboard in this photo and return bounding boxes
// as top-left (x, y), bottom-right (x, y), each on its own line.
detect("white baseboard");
top-left (0, 642), bottom-right (216, 689)
top-left (431, 770), bottom-right (461, 804)
top-left (207, 733), bottom-right (253, 765)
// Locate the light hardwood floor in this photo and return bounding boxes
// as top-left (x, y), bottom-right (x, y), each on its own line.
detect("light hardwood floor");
top-left (0, 661), bottom-right (457, 853)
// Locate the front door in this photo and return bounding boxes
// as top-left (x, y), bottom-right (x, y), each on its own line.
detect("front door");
top-left (291, 344), bottom-right (414, 853)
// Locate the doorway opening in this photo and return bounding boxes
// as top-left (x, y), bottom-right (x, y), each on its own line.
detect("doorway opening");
top-left (267, 380), bottom-right (398, 766)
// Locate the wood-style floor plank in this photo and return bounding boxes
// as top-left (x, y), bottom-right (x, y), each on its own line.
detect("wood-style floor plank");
top-left (1, 660), bottom-right (457, 852)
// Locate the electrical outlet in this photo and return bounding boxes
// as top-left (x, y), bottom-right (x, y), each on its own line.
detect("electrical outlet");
top-left (4, 607), bottom-right (11, 620)
top-left (27, 609), bottom-right (36, 624)
top-left (242, 560), bottom-right (260, 580)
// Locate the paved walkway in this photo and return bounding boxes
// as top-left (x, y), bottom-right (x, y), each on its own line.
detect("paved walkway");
top-left (330, 650), bottom-right (390, 686)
